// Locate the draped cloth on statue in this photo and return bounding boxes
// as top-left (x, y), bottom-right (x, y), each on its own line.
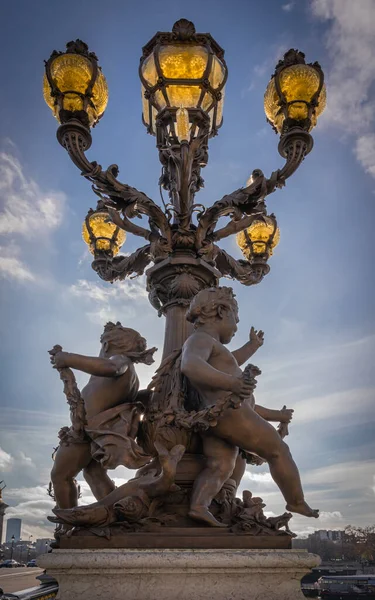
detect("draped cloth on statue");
top-left (86, 403), bottom-right (151, 470)
top-left (58, 403), bottom-right (150, 470)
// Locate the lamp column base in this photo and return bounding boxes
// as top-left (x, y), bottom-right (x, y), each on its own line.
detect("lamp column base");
top-left (38, 548), bottom-right (320, 600)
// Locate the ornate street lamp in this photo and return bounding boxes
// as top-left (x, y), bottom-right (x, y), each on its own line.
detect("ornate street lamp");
top-left (40, 22), bottom-right (328, 585)
top-left (43, 19), bottom-right (325, 359)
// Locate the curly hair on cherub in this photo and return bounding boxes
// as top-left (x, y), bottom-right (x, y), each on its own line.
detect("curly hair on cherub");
top-left (100, 322), bottom-right (147, 355)
top-left (186, 287), bottom-right (238, 328)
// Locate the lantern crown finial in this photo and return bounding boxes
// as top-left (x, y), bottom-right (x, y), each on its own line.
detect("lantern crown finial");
top-left (172, 19), bottom-right (196, 40)
top-left (65, 39), bottom-right (98, 61)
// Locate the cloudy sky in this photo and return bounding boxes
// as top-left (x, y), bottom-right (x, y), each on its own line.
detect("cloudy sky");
top-left (0, 0), bottom-right (374, 541)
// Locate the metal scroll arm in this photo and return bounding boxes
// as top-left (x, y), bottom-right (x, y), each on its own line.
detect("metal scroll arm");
top-left (213, 246), bottom-right (269, 286)
top-left (92, 244), bottom-right (153, 282)
top-left (56, 120), bottom-right (172, 243)
top-left (195, 170), bottom-right (269, 250)
top-left (196, 129), bottom-right (313, 247)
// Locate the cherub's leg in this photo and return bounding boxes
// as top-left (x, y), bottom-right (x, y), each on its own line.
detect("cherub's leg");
top-left (189, 434), bottom-right (238, 527)
top-left (213, 403), bottom-right (318, 518)
top-left (51, 443), bottom-right (92, 509)
top-left (231, 454), bottom-right (247, 492)
top-left (83, 460), bottom-right (116, 501)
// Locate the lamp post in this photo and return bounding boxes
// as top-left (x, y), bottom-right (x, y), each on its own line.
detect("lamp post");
top-left (10, 535), bottom-right (14, 561)
top-left (43, 18), bottom-right (325, 486)
top-left (27, 535), bottom-right (33, 562)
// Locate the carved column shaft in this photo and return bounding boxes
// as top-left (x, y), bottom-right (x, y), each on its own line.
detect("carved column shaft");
top-left (162, 306), bottom-right (194, 359)
top-left (146, 254), bottom-right (220, 360)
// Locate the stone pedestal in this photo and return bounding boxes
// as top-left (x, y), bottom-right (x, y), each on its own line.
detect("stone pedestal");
top-left (38, 548), bottom-right (320, 600)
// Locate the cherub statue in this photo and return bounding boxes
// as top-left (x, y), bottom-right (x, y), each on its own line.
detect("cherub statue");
top-left (49, 322), bottom-right (156, 509)
top-left (181, 287), bottom-right (318, 525)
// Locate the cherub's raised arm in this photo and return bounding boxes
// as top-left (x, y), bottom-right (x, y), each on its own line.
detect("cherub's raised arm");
top-left (255, 405), bottom-right (294, 423)
top-left (50, 351), bottom-right (130, 378)
top-left (232, 327), bottom-right (264, 366)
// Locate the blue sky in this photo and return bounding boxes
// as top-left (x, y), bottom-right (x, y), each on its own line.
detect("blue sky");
top-left (0, 0), bottom-right (374, 540)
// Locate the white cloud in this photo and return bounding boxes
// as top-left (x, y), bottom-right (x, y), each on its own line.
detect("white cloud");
top-left (5, 498), bottom-right (55, 539)
top-left (0, 447), bottom-right (34, 473)
top-left (311, 0), bottom-right (375, 177)
top-left (243, 471), bottom-right (274, 484)
top-left (69, 277), bottom-right (149, 324)
top-left (355, 134), bottom-right (375, 178)
top-left (0, 151), bottom-right (65, 237)
top-left (282, 2), bottom-right (295, 11)
top-left (0, 252), bottom-right (34, 283)
top-left (292, 387), bottom-right (374, 425)
top-left (0, 447), bottom-right (13, 471)
top-left (319, 510), bottom-right (343, 522)
top-left (303, 459), bottom-right (375, 492)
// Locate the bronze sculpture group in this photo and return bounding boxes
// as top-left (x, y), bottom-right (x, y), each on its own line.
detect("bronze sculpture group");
top-left (49, 287), bottom-right (318, 541)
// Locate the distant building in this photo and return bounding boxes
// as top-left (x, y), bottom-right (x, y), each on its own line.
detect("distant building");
top-left (6, 518), bottom-right (21, 542)
top-left (35, 538), bottom-right (53, 555)
top-left (313, 530), bottom-right (343, 542)
top-left (293, 529), bottom-right (345, 559)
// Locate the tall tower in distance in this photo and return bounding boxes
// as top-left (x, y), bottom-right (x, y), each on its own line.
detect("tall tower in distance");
top-left (0, 482), bottom-right (9, 544)
top-left (6, 518), bottom-right (21, 543)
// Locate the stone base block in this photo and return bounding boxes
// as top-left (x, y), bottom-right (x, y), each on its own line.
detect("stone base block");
top-left (38, 548), bottom-right (320, 600)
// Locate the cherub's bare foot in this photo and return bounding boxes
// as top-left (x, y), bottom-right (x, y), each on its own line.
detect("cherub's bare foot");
top-left (286, 501), bottom-right (319, 518)
top-left (188, 507), bottom-right (227, 528)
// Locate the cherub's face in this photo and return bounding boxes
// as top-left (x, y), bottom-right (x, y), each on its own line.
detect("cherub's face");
top-left (217, 306), bottom-right (239, 344)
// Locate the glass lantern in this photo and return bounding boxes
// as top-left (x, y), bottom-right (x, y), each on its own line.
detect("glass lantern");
top-left (236, 216), bottom-right (280, 261)
top-left (82, 203), bottom-right (126, 257)
top-left (264, 49), bottom-right (326, 135)
top-left (139, 19), bottom-right (228, 140)
top-left (43, 40), bottom-right (108, 128)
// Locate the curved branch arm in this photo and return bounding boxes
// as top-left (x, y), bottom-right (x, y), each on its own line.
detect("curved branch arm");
top-left (213, 212), bottom-right (267, 243)
top-left (108, 207), bottom-right (152, 241)
top-left (57, 120), bottom-right (172, 242)
top-left (213, 246), bottom-right (270, 286)
top-left (92, 244), bottom-right (152, 283)
top-left (196, 129), bottom-right (313, 248)
top-left (195, 171), bottom-right (268, 249)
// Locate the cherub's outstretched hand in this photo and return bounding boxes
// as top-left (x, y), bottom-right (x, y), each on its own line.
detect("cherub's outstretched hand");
top-left (249, 326), bottom-right (264, 348)
top-left (49, 349), bottom-right (69, 370)
top-left (279, 407), bottom-right (294, 423)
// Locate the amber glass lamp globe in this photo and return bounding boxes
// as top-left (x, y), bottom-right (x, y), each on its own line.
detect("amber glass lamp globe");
top-left (82, 207), bottom-right (126, 257)
top-left (43, 40), bottom-right (108, 128)
top-left (264, 49), bottom-right (326, 135)
top-left (236, 217), bottom-right (280, 261)
top-left (139, 19), bottom-right (228, 139)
